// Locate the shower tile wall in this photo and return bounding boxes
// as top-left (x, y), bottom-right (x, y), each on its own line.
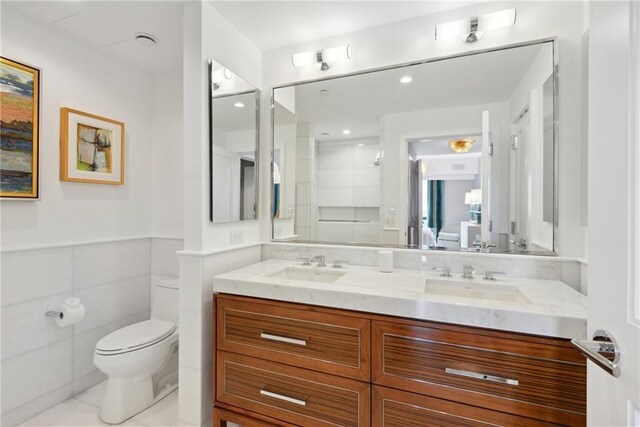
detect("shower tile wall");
top-left (1, 239), bottom-right (152, 427)
top-left (317, 140), bottom-right (381, 244)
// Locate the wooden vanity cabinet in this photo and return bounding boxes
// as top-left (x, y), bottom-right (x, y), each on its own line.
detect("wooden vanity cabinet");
top-left (213, 294), bottom-right (586, 427)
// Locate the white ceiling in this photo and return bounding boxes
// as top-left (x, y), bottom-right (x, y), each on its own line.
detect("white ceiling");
top-left (282, 43), bottom-right (545, 141)
top-left (210, 1), bottom-right (482, 51)
top-left (4, 1), bottom-right (184, 75)
top-left (213, 91), bottom-right (258, 132)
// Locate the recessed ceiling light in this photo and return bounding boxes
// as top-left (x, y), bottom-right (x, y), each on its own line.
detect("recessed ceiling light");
top-left (400, 76), bottom-right (413, 84)
top-left (321, 132), bottom-right (330, 136)
top-left (343, 129), bottom-right (351, 135)
top-left (357, 143), bottom-right (364, 146)
top-left (134, 32), bottom-right (158, 47)
top-left (319, 89), bottom-right (330, 97)
top-left (234, 102), bottom-right (245, 108)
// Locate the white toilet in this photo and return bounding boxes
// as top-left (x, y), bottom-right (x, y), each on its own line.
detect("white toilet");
top-left (94, 279), bottom-right (179, 424)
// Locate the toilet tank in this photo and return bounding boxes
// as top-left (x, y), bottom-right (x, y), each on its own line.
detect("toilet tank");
top-left (151, 279), bottom-right (179, 323)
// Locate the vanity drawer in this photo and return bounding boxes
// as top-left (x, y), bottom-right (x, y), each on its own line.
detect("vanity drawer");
top-left (372, 320), bottom-right (586, 425)
top-left (372, 385), bottom-right (556, 427)
top-left (216, 296), bottom-right (370, 381)
top-left (217, 351), bottom-right (370, 427)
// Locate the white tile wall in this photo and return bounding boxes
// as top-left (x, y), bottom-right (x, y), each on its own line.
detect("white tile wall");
top-left (1, 238), bottom-right (154, 427)
top-left (1, 248), bottom-right (73, 306)
top-left (178, 244), bottom-right (261, 426)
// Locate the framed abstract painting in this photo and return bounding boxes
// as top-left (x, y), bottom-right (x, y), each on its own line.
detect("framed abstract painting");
top-left (60, 108), bottom-right (125, 185)
top-left (0, 57), bottom-right (40, 199)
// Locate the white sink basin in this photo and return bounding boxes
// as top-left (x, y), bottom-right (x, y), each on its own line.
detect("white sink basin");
top-left (267, 267), bottom-right (346, 284)
top-left (424, 278), bottom-right (531, 304)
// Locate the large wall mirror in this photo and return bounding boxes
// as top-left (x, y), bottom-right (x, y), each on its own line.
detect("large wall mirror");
top-left (209, 59), bottom-right (259, 223)
top-left (272, 41), bottom-right (557, 255)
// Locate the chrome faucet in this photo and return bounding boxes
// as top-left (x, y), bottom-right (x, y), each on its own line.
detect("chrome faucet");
top-left (310, 255), bottom-right (326, 267)
top-left (462, 265), bottom-right (475, 279)
top-left (483, 270), bottom-right (506, 281)
top-left (510, 238), bottom-right (527, 250)
top-left (432, 265), bottom-right (452, 278)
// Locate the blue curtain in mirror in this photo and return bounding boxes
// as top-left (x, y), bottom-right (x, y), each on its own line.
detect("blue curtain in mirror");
top-left (427, 180), bottom-right (444, 238)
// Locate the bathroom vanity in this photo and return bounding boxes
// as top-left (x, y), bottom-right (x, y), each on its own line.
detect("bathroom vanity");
top-left (211, 260), bottom-right (587, 426)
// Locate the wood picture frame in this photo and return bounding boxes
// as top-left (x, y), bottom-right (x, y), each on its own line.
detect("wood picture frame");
top-left (0, 56), bottom-right (40, 199)
top-left (60, 107), bottom-right (125, 185)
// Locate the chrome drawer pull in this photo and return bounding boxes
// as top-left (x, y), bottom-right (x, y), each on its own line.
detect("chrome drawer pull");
top-left (445, 368), bottom-right (519, 386)
top-left (260, 333), bottom-right (307, 346)
top-left (260, 390), bottom-right (307, 406)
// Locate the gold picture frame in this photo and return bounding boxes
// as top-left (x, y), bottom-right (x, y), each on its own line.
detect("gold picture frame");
top-left (0, 56), bottom-right (40, 199)
top-left (60, 107), bottom-right (125, 185)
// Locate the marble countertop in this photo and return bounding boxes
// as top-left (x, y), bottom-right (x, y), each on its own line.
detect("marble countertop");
top-left (212, 260), bottom-right (587, 339)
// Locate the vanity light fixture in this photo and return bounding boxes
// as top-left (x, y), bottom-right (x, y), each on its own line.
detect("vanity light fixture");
top-left (400, 76), bottom-right (413, 84)
top-left (342, 129), bottom-right (351, 135)
top-left (211, 68), bottom-right (232, 90)
top-left (292, 45), bottom-right (352, 71)
top-left (449, 138), bottom-right (475, 153)
top-left (435, 8), bottom-right (516, 43)
top-left (234, 102), bottom-right (245, 109)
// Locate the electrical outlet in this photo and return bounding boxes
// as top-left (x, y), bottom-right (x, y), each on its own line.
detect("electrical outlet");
top-left (230, 230), bottom-right (244, 245)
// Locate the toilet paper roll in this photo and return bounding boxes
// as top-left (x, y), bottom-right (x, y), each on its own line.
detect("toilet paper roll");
top-left (379, 250), bottom-right (394, 273)
top-left (56, 297), bottom-right (85, 327)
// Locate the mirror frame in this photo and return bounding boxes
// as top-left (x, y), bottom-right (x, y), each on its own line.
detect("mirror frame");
top-left (270, 38), bottom-right (559, 255)
top-left (208, 60), bottom-right (260, 223)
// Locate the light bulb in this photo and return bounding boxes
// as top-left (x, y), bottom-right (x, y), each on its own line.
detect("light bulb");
top-left (291, 50), bottom-right (316, 67)
top-left (478, 9), bottom-right (516, 32)
top-left (212, 68), bottom-right (233, 83)
top-left (321, 45), bottom-right (351, 63)
top-left (435, 18), bottom-right (468, 41)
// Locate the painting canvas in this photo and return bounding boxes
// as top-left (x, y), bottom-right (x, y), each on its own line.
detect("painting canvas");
top-left (0, 57), bottom-right (40, 199)
top-left (60, 108), bottom-right (124, 184)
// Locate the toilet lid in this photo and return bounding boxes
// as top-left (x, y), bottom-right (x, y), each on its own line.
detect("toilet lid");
top-left (96, 319), bottom-right (176, 354)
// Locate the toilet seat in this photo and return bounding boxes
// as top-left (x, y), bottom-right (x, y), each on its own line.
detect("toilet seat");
top-left (96, 319), bottom-right (177, 355)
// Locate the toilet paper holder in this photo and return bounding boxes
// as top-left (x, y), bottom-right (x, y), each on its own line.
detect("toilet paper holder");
top-left (45, 310), bottom-right (63, 319)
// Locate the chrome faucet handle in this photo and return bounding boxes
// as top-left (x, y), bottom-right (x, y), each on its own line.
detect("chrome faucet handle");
top-left (432, 266), bottom-right (452, 278)
top-left (332, 260), bottom-right (349, 268)
top-left (462, 265), bottom-right (475, 279)
top-left (310, 255), bottom-right (326, 267)
top-left (510, 239), bottom-right (527, 249)
top-left (483, 271), bottom-right (506, 281)
top-left (473, 241), bottom-right (497, 249)
top-left (297, 257), bottom-right (311, 266)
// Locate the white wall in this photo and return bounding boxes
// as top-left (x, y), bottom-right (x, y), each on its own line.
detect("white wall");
top-left (182, 1), bottom-right (262, 253)
top-left (441, 179), bottom-right (476, 233)
top-left (0, 6), bottom-right (184, 426)
top-left (261, 0), bottom-right (587, 258)
top-left (0, 6), bottom-right (153, 250)
top-left (179, 3), bottom-right (263, 425)
top-left (151, 71), bottom-right (184, 239)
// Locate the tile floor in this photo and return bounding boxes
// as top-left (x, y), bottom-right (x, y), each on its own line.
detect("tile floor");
top-left (18, 381), bottom-right (180, 427)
